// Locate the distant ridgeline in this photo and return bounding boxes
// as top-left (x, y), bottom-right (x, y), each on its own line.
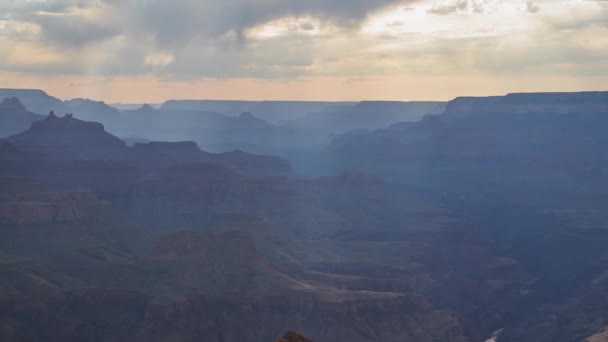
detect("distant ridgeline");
top-left (444, 91), bottom-right (608, 116)
top-left (2, 109), bottom-right (291, 178)
top-left (0, 88), bottom-right (446, 155)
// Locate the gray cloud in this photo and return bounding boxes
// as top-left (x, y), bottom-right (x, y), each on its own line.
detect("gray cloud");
top-left (102, 0), bottom-right (405, 47)
top-left (2, 0), bottom-right (405, 47)
top-left (427, 0), bottom-right (468, 15)
top-left (0, 0), bottom-right (408, 77)
top-left (526, 1), bottom-right (540, 13)
top-left (33, 12), bottom-right (119, 47)
top-left (0, 0), bottom-right (607, 81)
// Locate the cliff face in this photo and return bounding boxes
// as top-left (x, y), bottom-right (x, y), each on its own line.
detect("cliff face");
top-left (329, 91), bottom-right (608, 341)
top-left (0, 176), bottom-right (104, 225)
top-left (444, 92), bottom-right (608, 117)
top-left (332, 91), bottom-right (608, 185)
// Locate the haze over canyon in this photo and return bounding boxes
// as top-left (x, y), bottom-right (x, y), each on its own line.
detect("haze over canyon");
top-left (1, 0), bottom-right (608, 341)
top-left (0, 88), bottom-right (607, 342)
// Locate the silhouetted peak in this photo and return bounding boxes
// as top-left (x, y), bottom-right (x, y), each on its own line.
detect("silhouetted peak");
top-left (0, 97), bottom-right (26, 111)
top-left (137, 104), bottom-right (156, 111)
top-left (8, 113), bottom-right (127, 160)
top-left (240, 111), bottom-right (255, 119)
top-left (65, 98), bottom-right (118, 112)
top-left (43, 112), bottom-right (78, 122)
top-left (32, 112), bottom-right (106, 133)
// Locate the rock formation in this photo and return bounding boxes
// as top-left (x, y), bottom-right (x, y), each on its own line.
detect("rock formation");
top-left (8, 112), bottom-right (129, 160)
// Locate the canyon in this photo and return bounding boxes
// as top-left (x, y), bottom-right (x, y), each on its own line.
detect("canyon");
top-left (0, 90), bottom-right (607, 341)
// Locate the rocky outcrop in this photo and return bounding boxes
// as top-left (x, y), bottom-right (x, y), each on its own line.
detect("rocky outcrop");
top-left (136, 104), bottom-right (157, 112)
top-left (8, 112), bottom-right (130, 160)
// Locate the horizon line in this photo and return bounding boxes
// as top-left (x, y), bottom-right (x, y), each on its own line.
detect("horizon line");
top-left (1, 87), bottom-right (607, 105)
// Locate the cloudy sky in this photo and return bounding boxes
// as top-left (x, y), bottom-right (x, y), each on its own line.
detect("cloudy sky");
top-left (0, 0), bottom-right (607, 102)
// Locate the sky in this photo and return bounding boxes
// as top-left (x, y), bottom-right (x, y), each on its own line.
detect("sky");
top-left (0, 0), bottom-right (607, 103)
